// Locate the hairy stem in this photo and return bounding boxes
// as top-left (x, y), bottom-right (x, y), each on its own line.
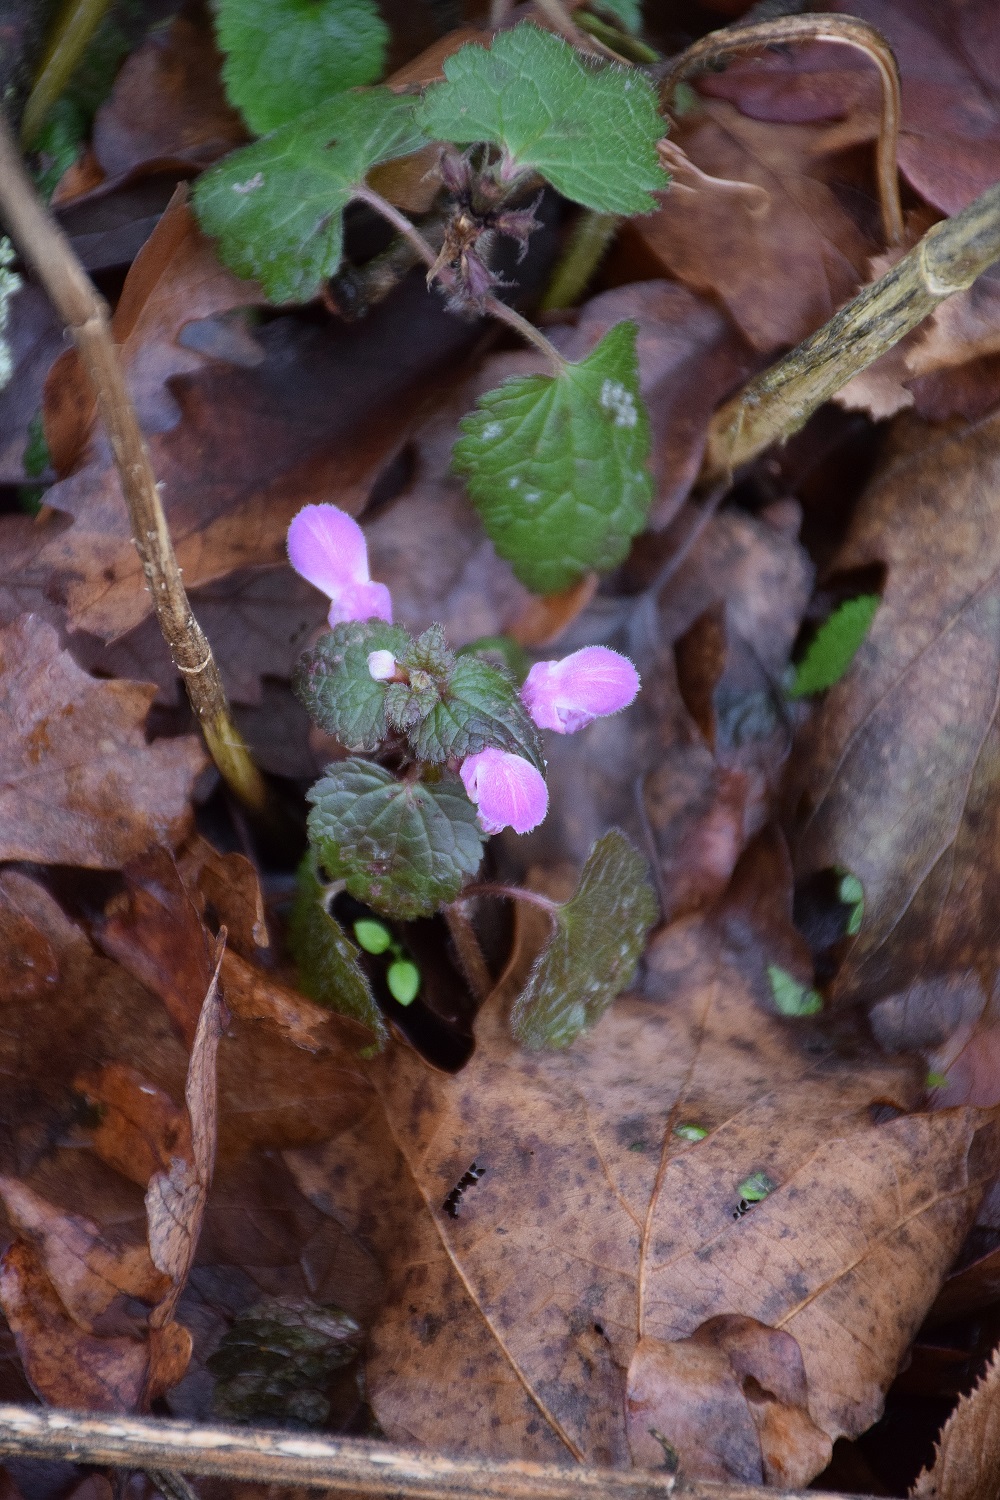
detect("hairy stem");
top-left (699, 180), bottom-right (1000, 485)
top-left (662, 13), bottom-right (904, 247)
top-left (462, 883), bottom-right (560, 920)
top-left (20, 0), bottom-right (111, 147)
top-left (541, 210), bottom-right (620, 311)
top-left (444, 900), bottom-right (493, 1001)
top-left (353, 185), bottom-right (568, 374)
top-left (0, 115), bottom-right (268, 811)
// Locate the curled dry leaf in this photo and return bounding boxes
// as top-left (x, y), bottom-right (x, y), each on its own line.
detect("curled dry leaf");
top-left (0, 616), bottom-right (205, 869)
top-left (286, 836), bottom-right (995, 1479)
top-left (790, 412), bottom-right (1000, 1031)
top-left (628, 103), bottom-right (873, 353)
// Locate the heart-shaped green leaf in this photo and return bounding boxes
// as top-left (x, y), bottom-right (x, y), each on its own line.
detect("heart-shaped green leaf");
top-left (295, 620), bottom-right (412, 751)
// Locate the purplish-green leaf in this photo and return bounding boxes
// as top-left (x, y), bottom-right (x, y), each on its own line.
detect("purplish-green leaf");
top-left (511, 829), bottom-right (658, 1049)
top-left (289, 851), bottom-right (386, 1044)
top-left (307, 759), bottom-right (484, 920)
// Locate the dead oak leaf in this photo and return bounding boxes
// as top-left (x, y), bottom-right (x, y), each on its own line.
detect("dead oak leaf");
top-left (287, 839), bottom-right (992, 1479)
top-left (0, 615), bottom-right (205, 869)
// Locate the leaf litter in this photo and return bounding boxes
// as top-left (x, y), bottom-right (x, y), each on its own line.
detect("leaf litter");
top-left (7, 2), bottom-right (1000, 1498)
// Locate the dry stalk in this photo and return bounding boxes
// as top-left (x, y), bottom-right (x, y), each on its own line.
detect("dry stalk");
top-left (662, 13), bottom-right (904, 247)
top-left (700, 179), bottom-right (1000, 487)
top-left (0, 111), bottom-right (268, 811)
top-left (0, 1404), bottom-right (876, 1500)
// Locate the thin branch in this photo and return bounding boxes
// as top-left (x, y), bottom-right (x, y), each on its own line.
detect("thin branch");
top-left (661, 13), bottom-right (904, 247)
top-left (353, 185), bottom-right (568, 375)
top-left (20, 0), bottom-right (112, 148)
top-left (0, 112), bottom-right (268, 812)
top-left (0, 1404), bottom-right (877, 1500)
top-left (699, 179), bottom-right (1000, 487)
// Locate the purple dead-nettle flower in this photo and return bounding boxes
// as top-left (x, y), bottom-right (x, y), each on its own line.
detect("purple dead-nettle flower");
top-left (367, 650), bottom-right (397, 681)
top-left (287, 503), bottom-right (392, 626)
top-left (460, 748), bottom-right (548, 836)
top-left (521, 646), bottom-right (640, 734)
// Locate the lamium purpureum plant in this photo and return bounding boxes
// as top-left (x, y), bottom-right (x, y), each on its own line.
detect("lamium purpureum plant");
top-left (287, 504), bottom-right (658, 1051)
top-left (193, 6), bottom-right (670, 597)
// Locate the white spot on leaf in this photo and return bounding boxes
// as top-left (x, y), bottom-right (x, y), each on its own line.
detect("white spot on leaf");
top-left (600, 378), bottom-right (638, 428)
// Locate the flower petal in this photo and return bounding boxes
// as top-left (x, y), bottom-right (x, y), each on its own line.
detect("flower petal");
top-left (326, 580), bottom-right (392, 626)
top-left (367, 649), bottom-right (397, 681)
top-left (287, 504), bottom-right (373, 597)
top-left (522, 646), bottom-right (639, 733)
top-left (460, 748), bottom-right (548, 836)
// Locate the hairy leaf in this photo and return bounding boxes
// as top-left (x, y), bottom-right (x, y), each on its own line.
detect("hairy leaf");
top-left (454, 322), bottom-right (653, 593)
top-left (193, 90), bottom-right (426, 302)
top-left (217, 0), bottom-right (389, 133)
top-left (290, 852), bottom-right (386, 1044)
top-left (410, 655), bottom-right (544, 770)
top-left (307, 760), bottom-right (484, 920)
top-left (418, 23), bottom-right (667, 215)
top-left (209, 1295), bottom-right (361, 1427)
top-left (788, 595), bottom-right (879, 698)
top-left (512, 829), bottom-right (658, 1049)
top-left (295, 620), bottom-right (412, 751)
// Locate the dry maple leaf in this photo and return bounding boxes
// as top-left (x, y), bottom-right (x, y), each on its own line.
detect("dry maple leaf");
top-left (0, 615), bottom-right (205, 869)
top-left (286, 833), bottom-right (998, 1481)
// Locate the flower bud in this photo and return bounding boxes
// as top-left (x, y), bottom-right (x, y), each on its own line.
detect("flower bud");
top-left (521, 646), bottom-right (639, 734)
top-left (460, 748), bottom-right (548, 836)
top-left (367, 650), bottom-right (397, 681)
top-left (287, 503), bottom-right (392, 626)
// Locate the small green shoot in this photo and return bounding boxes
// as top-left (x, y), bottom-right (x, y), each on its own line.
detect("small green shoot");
top-left (674, 1122), bottom-right (708, 1142)
top-left (768, 964), bottom-right (822, 1017)
top-left (838, 871), bottom-right (865, 937)
top-left (353, 918), bottom-right (392, 955)
top-left (737, 1171), bottom-right (775, 1204)
top-left (387, 959), bottom-right (421, 1006)
top-left (926, 1071), bottom-right (948, 1090)
top-left (788, 595), bottom-right (880, 698)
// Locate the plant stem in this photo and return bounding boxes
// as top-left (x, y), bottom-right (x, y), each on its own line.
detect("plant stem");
top-left (0, 1404), bottom-right (871, 1500)
top-left (462, 883), bottom-right (560, 919)
top-left (0, 113), bottom-right (269, 812)
top-left (541, 210), bottom-right (620, 311)
top-left (444, 901), bottom-right (493, 1001)
top-left (352, 185), bottom-right (568, 374)
top-left (662, 13), bottom-right (904, 247)
top-left (20, 0), bottom-right (111, 147)
top-left (699, 179), bottom-right (1000, 486)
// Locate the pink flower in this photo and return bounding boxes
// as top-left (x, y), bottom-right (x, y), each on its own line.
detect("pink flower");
top-left (287, 504), bottom-right (392, 626)
top-left (521, 646), bottom-right (640, 734)
top-left (460, 748), bottom-right (548, 836)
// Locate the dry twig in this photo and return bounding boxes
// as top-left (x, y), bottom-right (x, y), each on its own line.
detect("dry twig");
top-left (0, 1405), bottom-right (876, 1500)
top-left (700, 179), bottom-right (1000, 486)
top-left (0, 112), bottom-right (268, 812)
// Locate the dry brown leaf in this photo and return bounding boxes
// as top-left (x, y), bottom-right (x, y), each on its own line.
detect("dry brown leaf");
top-left (789, 412), bottom-right (1000, 1027)
top-left (911, 1342), bottom-right (1000, 1500)
top-left (287, 838), bottom-right (992, 1479)
top-left (77, 1064), bottom-right (192, 1190)
top-left (0, 616), bottom-right (205, 869)
top-left (627, 102), bottom-right (873, 353)
top-left (0, 885), bottom-right (57, 1002)
top-left (177, 834), bottom-right (270, 957)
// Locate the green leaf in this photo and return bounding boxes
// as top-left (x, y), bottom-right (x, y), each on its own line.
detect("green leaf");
top-left (589, 0), bottom-right (642, 33)
top-left (674, 1122), bottom-right (707, 1142)
top-left (788, 594), bottom-right (880, 698)
top-left (418, 23), bottom-right (667, 214)
top-left (387, 959), bottom-right (421, 1005)
top-left (193, 89), bottom-right (426, 303)
top-left (838, 871), bottom-right (864, 937)
top-left (294, 620), bottom-right (412, 750)
top-left (453, 321), bottom-right (653, 593)
top-left (209, 1295), bottom-right (361, 1427)
top-left (767, 964), bottom-right (822, 1018)
top-left (289, 851), bottom-right (386, 1044)
top-left (217, 0), bottom-right (389, 133)
top-left (409, 654), bottom-right (544, 770)
top-left (511, 829), bottom-right (658, 1049)
top-left (307, 759), bottom-right (484, 920)
top-left (737, 1171), bottom-right (775, 1204)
